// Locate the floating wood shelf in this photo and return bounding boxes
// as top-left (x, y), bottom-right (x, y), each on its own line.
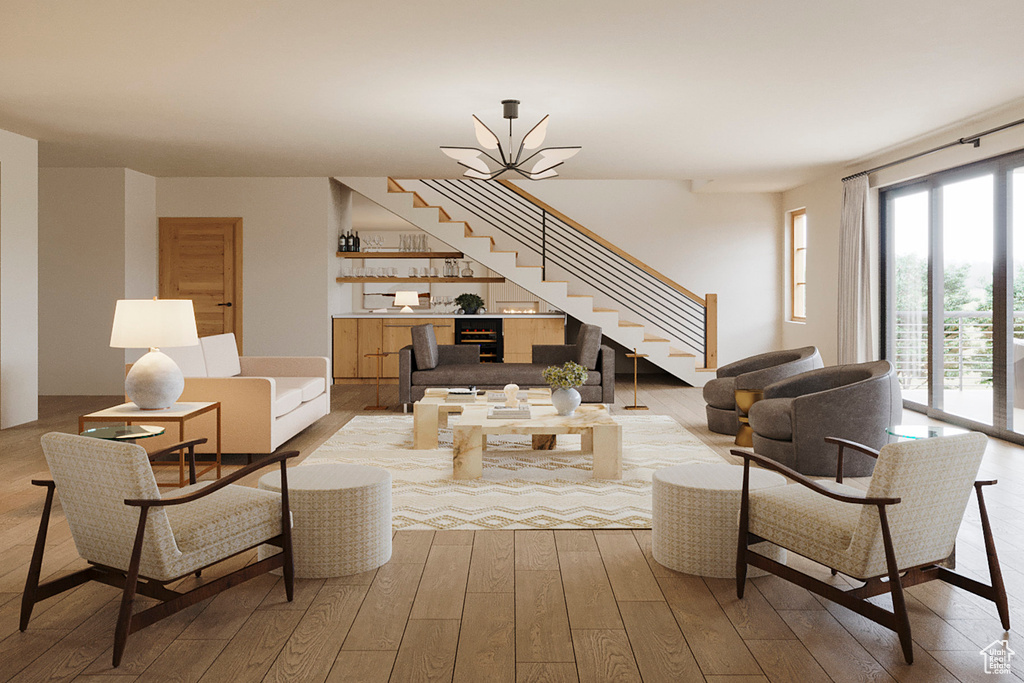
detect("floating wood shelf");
top-left (336, 277), bottom-right (505, 284)
top-left (336, 251), bottom-right (464, 259)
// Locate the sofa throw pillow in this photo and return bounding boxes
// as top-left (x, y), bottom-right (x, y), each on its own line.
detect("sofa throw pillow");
top-left (576, 324), bottom-right (602, 370)
top-left (411, 324), bottom-right (439, 370)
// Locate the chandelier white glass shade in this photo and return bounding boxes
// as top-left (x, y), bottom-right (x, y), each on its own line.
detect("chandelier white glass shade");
top-left (441, 99), bottom-right (581, 180)
top-left (110, 298), bottom-right (199, 410)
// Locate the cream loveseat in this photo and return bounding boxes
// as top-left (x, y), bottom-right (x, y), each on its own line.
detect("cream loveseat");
top-left (162, 333), bottom-right (330, 454)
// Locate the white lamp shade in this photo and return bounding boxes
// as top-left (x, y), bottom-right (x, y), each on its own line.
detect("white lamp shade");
top-left (393, 291), bottom-right (420, 307)
top-left (110, 299), bottom-right (199, 349)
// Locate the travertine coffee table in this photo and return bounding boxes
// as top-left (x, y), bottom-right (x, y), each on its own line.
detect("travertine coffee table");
top-left (413, 387), bottom-right (552, 449)
top-left (451, 404), bottom-right (622, 480)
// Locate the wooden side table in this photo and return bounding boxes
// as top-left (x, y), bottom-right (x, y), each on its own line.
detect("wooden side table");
top-left (79, 401), bottom-right (221, 488)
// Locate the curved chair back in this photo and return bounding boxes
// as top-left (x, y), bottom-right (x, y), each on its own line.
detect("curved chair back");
top-left (40, 432), bottom-right (181, 577)
top-left (849, 432), bottom-right (987, 576)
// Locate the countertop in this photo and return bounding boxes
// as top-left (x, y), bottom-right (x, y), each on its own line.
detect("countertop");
top-left (332, 313), bottom-right (565, 319)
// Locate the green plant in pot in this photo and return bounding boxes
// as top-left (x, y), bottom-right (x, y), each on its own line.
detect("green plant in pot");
top-left (455, 293), bottom-right (485, 315)
top-left (542, 361), bottom-right (588, 416)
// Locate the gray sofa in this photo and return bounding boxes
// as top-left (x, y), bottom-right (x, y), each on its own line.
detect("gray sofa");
top-left (399, 322), bottom-right (615, 406)
top-left (703, 346), bottom-right (823, 435)
top-left (748, 359), bottom-right (902, 477)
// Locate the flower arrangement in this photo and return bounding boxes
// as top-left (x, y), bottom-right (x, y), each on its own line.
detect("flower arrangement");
top-left (542, 361), bottom-right (588, 389)
top-left (455, 293), bottom-right (485, 314)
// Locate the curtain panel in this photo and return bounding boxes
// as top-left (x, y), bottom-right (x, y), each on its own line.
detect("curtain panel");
top-left (838, 175), bottom-right (873, 363)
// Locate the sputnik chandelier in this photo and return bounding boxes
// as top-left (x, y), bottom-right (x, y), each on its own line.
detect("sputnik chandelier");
top-left (440, 99), bottom-right (581, 180)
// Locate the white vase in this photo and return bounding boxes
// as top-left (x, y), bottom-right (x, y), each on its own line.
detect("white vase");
top-left (551, 387), bottom-right (581, 417)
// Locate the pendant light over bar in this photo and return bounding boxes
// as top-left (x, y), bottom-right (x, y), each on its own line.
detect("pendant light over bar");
top-left (441, 99), bottom-right (581, 180)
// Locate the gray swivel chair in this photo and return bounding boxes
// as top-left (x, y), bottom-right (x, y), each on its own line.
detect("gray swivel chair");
top-left (703, 346), bottom-right (823, 435)
top-left (747, 359), bottom-right (902, 476)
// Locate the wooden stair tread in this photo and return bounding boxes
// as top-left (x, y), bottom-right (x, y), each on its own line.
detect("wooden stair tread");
top-left (592, 307), bottom-right (617, 313)
top-left (644, 335), bottom-right (670, 343)
top-left (669, 351), bottom-right (696, 357)
top-left (696, 367), bottom-right (718, 373)
top-left (618, 321), bottom-right (643, 327)
top-left (565, 294), bottom-right (593, 299)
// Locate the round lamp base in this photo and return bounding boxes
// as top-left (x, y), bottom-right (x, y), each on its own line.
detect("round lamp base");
top-left (125, 350), bottom-right (185, 410)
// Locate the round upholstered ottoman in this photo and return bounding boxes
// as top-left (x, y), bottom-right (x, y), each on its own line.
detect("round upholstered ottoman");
top-left (258, 463), bottom-right (392, 578)
top-left (652, 463), bottom-right (787, 578)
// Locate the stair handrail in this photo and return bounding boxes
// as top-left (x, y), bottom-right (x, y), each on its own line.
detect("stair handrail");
top-left (394, 177), bottom-right (718, 369)
top-left (496, 180), bottom-right (705, 306)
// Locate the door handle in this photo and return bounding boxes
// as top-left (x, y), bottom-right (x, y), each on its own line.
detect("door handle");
top-left (217, 302), bottom-right (233, 307)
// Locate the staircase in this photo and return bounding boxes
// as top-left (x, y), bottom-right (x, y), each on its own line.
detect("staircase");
top-left (336, 177), bottom-right (718, 387)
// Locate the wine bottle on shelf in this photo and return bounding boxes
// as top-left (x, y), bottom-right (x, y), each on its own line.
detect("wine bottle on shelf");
top-left (346, 231), bottom-right (355, 252)
top-left (341, 232), bottom-right (348, 252)
top-left (353, 231), bottom-right (360, 252)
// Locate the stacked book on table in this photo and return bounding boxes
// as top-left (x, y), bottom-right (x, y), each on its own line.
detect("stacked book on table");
top-left (488, 404), bottom-right (531, 419)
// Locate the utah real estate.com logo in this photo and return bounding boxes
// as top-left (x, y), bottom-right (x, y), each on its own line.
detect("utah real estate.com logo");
top-left (981, 640), bottom-right (1015, 675)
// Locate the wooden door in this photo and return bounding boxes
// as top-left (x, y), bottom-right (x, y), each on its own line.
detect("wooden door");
top-left (159, 218), bottom-right (243, 351)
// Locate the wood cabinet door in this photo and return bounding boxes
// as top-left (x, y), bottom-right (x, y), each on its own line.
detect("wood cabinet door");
top-left (382, 318), bottom-right (454, 377)
top-left (159, 217), bottom-right (243, 351)
top-left (503, 318), bottom-right (565, 363)
top-left (357, 318), bottom-right (383, 378)
top-left (332, 318), bottom-right (359, 380)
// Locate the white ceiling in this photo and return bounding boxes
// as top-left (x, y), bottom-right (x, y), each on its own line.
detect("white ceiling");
top-left (2, 0), bottom-right (1023, 191)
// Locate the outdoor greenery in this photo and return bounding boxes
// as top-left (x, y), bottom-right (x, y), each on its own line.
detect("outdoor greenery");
top-left (542, 361), bottom-right (588, 390)
top-left (895, 255), bottom-right (1024, 391)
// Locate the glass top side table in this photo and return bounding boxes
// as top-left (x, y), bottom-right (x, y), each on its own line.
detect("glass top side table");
top-left (80, 424), bottom-right (166, 441)
top-left (885, 424), bottom-right (969, 440)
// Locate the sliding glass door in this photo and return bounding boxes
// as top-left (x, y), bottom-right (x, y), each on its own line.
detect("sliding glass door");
top-left (883, 149), bottom-right (1024, 441)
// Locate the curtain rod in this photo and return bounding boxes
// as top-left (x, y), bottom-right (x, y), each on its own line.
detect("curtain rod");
top-left (841, 115), bottom-right (1024, 182)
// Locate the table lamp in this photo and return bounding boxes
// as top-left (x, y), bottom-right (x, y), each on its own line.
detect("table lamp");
top-left (394, 291), bottom-right (419, 313)
top-left (110, 299), bottom-right (200, 410)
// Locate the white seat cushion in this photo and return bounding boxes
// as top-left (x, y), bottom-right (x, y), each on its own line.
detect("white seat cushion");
top-left (275, 376), bottom-right (326, 403)
top-left (274, 384), bottom-right (303, 417)
top-left (201, 333), bottom-right (242, 377)
top-left (163, 482), bottom-right (282, 578)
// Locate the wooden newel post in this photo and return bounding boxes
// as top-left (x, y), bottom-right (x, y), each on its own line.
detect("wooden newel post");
top-left (704, 293), bottom-right (718, 370)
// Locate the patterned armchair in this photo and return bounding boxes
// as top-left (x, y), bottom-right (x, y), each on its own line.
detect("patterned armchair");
top-left (21, 433), bottom-right (298, 667)
top-left (733, 433), bottom-right (1010, 664)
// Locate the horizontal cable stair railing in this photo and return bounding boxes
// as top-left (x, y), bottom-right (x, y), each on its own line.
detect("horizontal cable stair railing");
top-left (414, 178), bottom-right (711, 363)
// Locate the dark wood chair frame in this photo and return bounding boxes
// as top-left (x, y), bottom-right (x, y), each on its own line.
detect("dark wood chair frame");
top-left (20, 438), bottom-right (298, 667)
top-left (733, 437), bottom-right (1010, 664)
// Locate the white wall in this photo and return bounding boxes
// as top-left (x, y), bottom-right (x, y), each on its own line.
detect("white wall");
top-left (38, 168), bottom-right (129, 394)
top-left (157, 178), bottom-right (333, 357)
top-left (0, 128), bottom-right (39, 427)
top-left (783, 100), bottom-right (1024, 365)
top-left (509, 180), bottom-right (783, 366)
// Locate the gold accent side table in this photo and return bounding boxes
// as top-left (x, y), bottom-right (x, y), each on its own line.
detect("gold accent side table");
top-left (624, 348), bottom-right (649, 411)
top-left (733, 389), bottom-right (763, 447)
top-left (363, 347), bottom-right (390, 411)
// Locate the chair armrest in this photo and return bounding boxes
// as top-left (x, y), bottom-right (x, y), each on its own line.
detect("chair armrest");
top-left (124, 450), bottom-right (300, 507)
top-left (762, 366), bottom-right (838, 399)
top-left (823, 436), bottom-right (880, 483)
top-left (532, 345), bottom-right (575, 365)
top-left (146, 438), bottom-right (208, 462)
top-left (731, 449), bottom-right (900, 507)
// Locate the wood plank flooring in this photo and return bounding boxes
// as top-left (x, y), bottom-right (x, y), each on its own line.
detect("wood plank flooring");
top-left (0, 377), bottom-right (1021, 681)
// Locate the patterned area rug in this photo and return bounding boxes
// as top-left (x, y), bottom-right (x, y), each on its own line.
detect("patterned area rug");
top-left (303, 414), bottom-right (726, 530)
